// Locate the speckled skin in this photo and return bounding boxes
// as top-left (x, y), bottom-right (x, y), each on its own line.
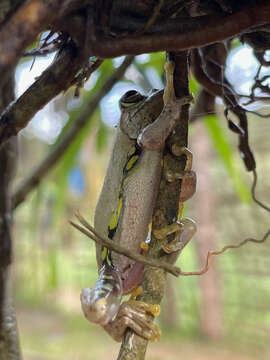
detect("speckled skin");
top-left (111, 149), bottom-right (161, 292)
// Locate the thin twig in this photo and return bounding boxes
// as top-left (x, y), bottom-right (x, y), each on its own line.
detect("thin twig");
top-left (251, 170), bottom-right (270, 212)
top-left (71, 212), bottom-right (270, 278)
top-left (180, 229), bottom-right (270, 276)
top-left (12, 55), bottom-right (134, 209)
top-left (139, 0), bottom-right (165, 34)
top-left (69, 212), bottom-right (182, 277)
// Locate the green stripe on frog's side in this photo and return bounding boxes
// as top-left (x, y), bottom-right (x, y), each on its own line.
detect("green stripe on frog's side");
top-left (123, 143), bottom-right (142, 176)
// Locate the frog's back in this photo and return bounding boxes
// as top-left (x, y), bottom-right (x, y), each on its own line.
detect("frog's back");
top-left (110, 149), bottom-right (161, 273)
top-left (94, 127), bottom-right (134, 268)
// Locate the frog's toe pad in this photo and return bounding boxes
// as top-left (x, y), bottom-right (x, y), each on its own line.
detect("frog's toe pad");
top-left (126, 300), bottom-right (161, 316)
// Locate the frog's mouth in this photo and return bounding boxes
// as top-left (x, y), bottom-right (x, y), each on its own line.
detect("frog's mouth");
top-left (121, 262), bottom-right (144, 295)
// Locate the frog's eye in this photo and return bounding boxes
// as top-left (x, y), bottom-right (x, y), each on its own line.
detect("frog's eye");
top-left (119, 90), bottom-right (145, 108)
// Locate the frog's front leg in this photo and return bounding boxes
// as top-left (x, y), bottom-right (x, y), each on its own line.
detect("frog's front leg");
top-left (138, 61), bottom-right (193, 151)
top-left (155, 218), bottom-right (197, 255)
top-left (166, 146), bottom-right (197, 202)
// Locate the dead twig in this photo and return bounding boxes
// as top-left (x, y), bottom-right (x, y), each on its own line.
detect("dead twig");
top-left (69, 212), bottom-right (182, 277)
top-left (180, 229), bottom-right (270, 276)
top-left (71, 212), bottom-right (270, 278)
top-left (251, 170), bottom-right (270, 212)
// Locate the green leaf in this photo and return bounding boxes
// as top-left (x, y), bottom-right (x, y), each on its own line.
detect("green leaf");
top-left (96, 121), bottom-right (109, 152)
top-left (204, 115), bottom-right (250, 202)
top-left (149, 52), bottom-right (165, 76)
top-left (231, 39), bottom-right (242, 49)
top-left (189, 75), bottom-right (199, 96)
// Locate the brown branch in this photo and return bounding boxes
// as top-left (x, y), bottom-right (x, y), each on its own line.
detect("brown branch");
top-left (0, 73), bottom-right (22, 358)
top-left (0, 43), bottom-right (82, 146)
top-left (69, 212), bottom-right (182, 277)
top-left (87, 3), bottom-right (270, 58)
top-left (0, 0), bottom-right (63, 87)
top-left (12, 55), bottom-right (134, 209)
top-left (139, 0), bottom-right (165, 34)
top-left (0, 0), bottom-right (96, 87)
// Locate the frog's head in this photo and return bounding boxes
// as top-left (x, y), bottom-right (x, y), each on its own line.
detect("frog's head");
top-left (119, 89), bottom-right (163, 139)
top-left (119, 90), bottom-right (146, 110)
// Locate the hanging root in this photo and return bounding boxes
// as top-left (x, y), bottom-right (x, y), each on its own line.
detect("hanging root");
top-left (180, 228), bottom-right (270, 276)
top-left (251, 170), bottom-right (270, 212)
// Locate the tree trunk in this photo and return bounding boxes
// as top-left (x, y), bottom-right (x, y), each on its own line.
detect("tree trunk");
top-left (0, 76), bottom-right (22, 359)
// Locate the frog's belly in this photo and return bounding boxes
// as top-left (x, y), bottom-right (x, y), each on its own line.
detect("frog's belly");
top-left (111, 150), bottom-right (162, 294)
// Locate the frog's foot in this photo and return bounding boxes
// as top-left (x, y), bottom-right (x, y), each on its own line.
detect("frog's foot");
top-left (103, 300), bottom-right (161, 342)
top-left (153, 221), bottom-right (183, 240)
top-left (170, 146), bottom-right (193, 170)
top-left (140, 241), bottom-right (149, 254)
top-left (165, 169), bottom-right (197, 202)
top-left (162, 218), bottom-right (196, 254)
top-left (130, 286), bottom-right (143, 300)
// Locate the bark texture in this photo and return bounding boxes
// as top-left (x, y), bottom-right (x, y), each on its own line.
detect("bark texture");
top-left (0, 77), bottom-right (21, 359)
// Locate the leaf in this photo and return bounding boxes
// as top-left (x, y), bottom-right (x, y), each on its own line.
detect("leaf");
top-left (189, 74), bottom-right (200, 96)
top-left (204, 115), bottom-right (251, 202)
top-left (96, 121), bottom-right (109, 152)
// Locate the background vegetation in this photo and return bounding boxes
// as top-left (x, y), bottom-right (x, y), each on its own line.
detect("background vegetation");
top-left (12, 47), bottom-right (270, 359)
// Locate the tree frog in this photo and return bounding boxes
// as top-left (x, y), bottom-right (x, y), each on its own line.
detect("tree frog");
top-left (80, 61), bottom-right (196, 342)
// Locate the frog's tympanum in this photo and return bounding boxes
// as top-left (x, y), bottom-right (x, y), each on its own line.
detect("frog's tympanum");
top-left (80, 61), bottom-right (196, 342)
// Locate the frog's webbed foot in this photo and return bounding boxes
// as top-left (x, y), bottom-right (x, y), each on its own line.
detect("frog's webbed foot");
top-left (103, 299), bottom-right (161, 342)
top-left (153, 218), bottom-right (196, 256)
top-left (165, 146), bottom-right (196, 202)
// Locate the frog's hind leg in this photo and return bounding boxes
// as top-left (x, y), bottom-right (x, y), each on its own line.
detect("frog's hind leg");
top-left (103, 297), bottom-right (161, 342)
top-left (163, 60), bottom-right (176, 105)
